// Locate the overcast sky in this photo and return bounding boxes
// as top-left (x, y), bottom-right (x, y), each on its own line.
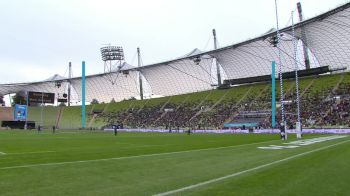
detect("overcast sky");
top-left (0, 0), bottom-right (349, 84)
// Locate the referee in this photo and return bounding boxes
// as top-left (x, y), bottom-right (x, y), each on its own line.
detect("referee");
top-left (113, 124), bottom-right (118, 136)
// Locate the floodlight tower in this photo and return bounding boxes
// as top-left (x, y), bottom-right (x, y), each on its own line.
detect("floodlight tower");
top-left (137, 47), bottom-right (144, 100)
top-left (100, 45), bottom-right (125, 84)
top-left (68, 62), bottom-right (72, 106)
top-left (213, 29), bottom-right (222, 86)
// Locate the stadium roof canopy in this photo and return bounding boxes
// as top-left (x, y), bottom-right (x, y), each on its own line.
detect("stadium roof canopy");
top-left (1, 2), bottom-right (350, 104)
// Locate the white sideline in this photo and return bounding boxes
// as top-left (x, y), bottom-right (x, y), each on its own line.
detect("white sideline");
top-left (0, 152), bottom-right (6, 155)
top-left (154, 139), bottom-right (350, 196)
top-left (0, 140), bottom-right (274, 170)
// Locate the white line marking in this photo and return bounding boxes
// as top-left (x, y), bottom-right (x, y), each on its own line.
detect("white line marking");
top-left (258, 135), bottom-right (348, 150)
top-left (154, 139), bottom-right (350, 196)
top-left (7, 151), bottom-right (56, 155)
top-left (258, 145), bottom-right (300, 150)
top-left (0, 152), bottom-right (6, 155)
top-left (0, 140), bottom-right (274, 170)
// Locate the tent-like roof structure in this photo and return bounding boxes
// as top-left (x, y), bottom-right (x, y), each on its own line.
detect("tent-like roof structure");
top-left (44, 74), bottom-right (66, 81)
top-left (182, 48), bottom-right (204, 57)
top-left (1, 2), bottom-right (350, 103)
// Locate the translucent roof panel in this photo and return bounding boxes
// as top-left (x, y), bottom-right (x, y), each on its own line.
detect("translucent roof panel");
top-left (0, 81), bottom-right (68, 98)
top-left (141, 57), bottom-right (216, 97)
top-left (70, 71), bottom-right (140, 103)
top-left (287, 7), bottom-right (350, 71)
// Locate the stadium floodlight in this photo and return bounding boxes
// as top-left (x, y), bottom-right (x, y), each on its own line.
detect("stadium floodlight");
top-left (100, 46), bottom-right (124, 62)
top-left (270, 35), bottom-right (279, 47)
top-left (55, 81), bottom-right (62, 88)
top-left (268, 34), bottom-right (284, 47)
top-left (100, 45), bottom-right (125, 85)
top-left (192, 56), bottom-right (201, 65)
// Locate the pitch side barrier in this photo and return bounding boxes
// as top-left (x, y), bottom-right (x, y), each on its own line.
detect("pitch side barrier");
top-left (223, 66), bottom-right (330, 86)
top-left (104, 128), bottom-right (350, 134)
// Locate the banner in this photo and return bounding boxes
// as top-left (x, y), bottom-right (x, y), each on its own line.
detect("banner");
top-left (14, 104), bottom-right (27, 121)
top-left (104, 128), bottom-right (350, 134)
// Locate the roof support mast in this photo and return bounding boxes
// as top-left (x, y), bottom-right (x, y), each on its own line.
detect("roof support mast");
top-left (213, 29), bottom-right (222, 86)
top-left (137, 47), bottom-right (144, 100)
top-left (297, 2), bottom-right (311, 69)
top-left (68, 62), bottom-right (72, 106)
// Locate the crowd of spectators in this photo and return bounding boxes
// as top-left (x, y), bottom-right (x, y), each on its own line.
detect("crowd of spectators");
top-left (94, 75), bottom-right (350, 130)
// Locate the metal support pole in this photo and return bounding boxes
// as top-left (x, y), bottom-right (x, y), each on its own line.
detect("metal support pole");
top-left (82, 61), bottom-right (86, 129)
top-left (68, 62), bottom-right (72, 106)
top-left (41, 92), bottom-right (44, 127)
top-left (292, 11), bottom-right (302, 138)
top-left (271, 61), bottom-right (276, 128)
top-left (297, 2), bottom-right (310, 69)
top-left (137, 48), bottom-right (144, 100)
top-left (213, 29), bottom-right (222, 86)
top-left (25, 91), bottom-right (29, 129)
top-left (274, 0), bottom-right (286, 127)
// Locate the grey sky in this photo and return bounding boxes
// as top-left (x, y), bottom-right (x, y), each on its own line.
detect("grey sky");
top-left (0, 0), bottom-right (348, 84)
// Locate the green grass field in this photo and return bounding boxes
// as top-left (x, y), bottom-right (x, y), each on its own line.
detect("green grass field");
top-left (0, 131), bottom-right (349, 196)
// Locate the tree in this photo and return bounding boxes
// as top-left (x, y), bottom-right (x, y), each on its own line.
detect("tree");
top-left (110, 98), bottom-right (116, 103)
top-left (11, 94), bottom-right (26, 106)
top-left (91, 99), bottom-right (99, 104)
top-left (0, 96), bottom-right (4, 106)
